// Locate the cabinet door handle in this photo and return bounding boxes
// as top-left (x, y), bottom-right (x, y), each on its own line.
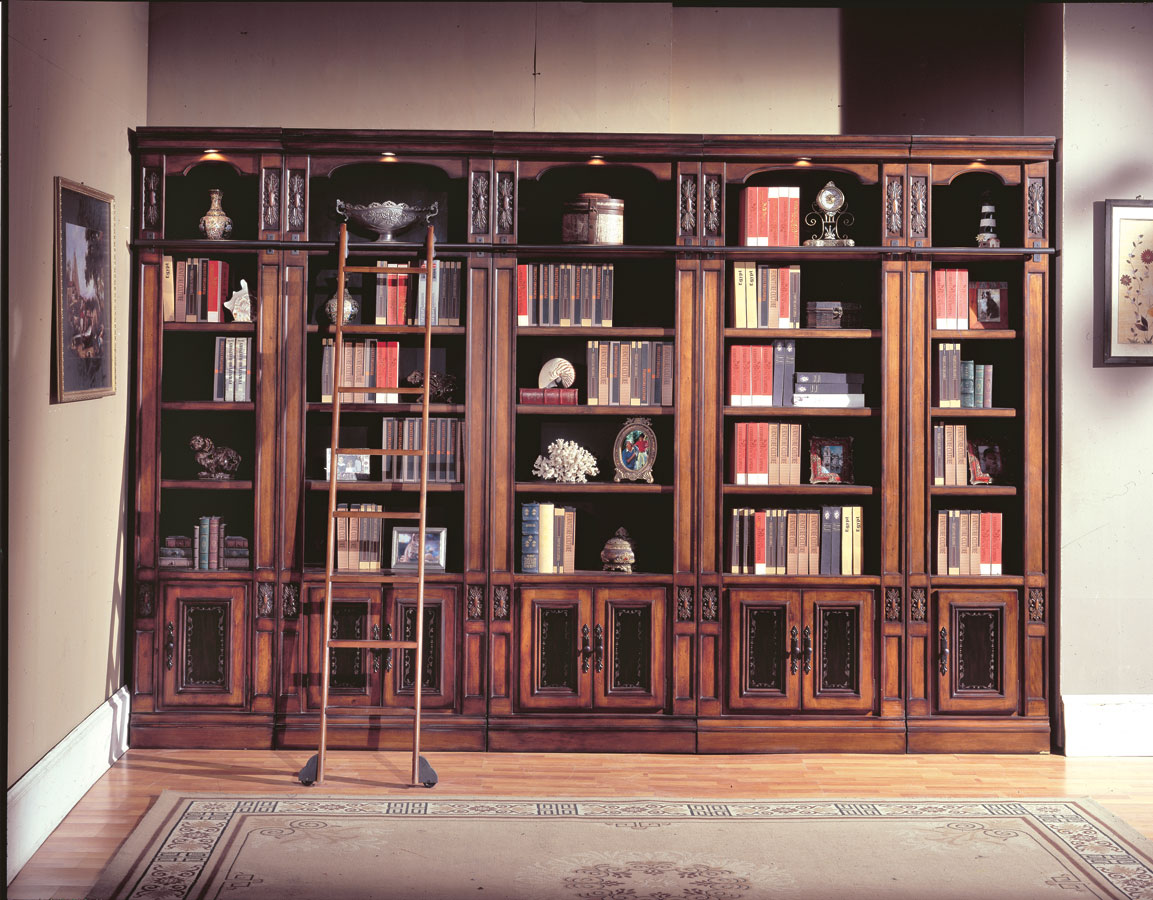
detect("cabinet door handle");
top-left (939, 627), bottom-right (950, 676)
top-left (165, 623), bottom-right (175, 670)
top-left (789, 625), bottom-right (800, 675)
top-left (594, 623), bottom-right (604, 673)
top-left (372, 624), bottom-right (382, 673)
top-left (580, 624), bottom-right (592, 673)
top-left (383, 624), bottom-right (393, 673)
top-left (802, 625), bottom-right (813, 675)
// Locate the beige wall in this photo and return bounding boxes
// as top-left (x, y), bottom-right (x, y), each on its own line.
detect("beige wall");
top-left (1059, 4), bottom-right (1153, 695)
top-left (7, 1), bottom-right (149, 787)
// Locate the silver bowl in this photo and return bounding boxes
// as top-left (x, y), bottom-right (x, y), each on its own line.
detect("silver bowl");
top-left (335, 199), bottom-right (438, 242)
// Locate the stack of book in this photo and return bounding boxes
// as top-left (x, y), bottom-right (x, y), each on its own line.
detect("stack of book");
top-left (933, 268), bottom-right (970, 330)
top-left (738, 186), bottom-right (801, 246)
top-left (160, 521), bottom-right (249, 570)
top-left (730, 263), bottom-right (801, 328)
top-left (791, 371), bottom-right (865, 409)
top-left (381, 417), bottom-right (462, 482)
top-left (518, 387), bottom-right (578, 405)
top-left (162, 256), bottom-right (230, 323)
top-left (731, 422), bottom-right (802, 485)
top-left (335, 503), bottom-right (384, 570)
top-left (521, 502), bottom-right (576, 574)
top-left (729, 505), bottom-right (863, 575)
top-left (320, 339), bottom-right (400, 404)
top-left (212, 336), bottom-right (252, 402)
top-left (936, 343), bottom-right (993, 408)
top-left (933, 423), bottom-right (971, 486)
top-left (585, 340), bottom-right (674, 406)
top-left (375, 258), bottom-right (462, 326)
top-left (936, 510), bottom-right (1003, 575)
top-left (517, 262), bottom-right (614, 327)
top-left (728, 340), bottom-right (796, 407)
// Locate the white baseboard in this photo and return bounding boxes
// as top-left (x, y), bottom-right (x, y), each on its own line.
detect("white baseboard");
top-left (1062, 694), bottom-right (1153, 756)
top-left (6, 686), bottom-right (130, 884)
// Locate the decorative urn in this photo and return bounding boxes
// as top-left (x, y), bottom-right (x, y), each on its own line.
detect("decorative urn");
top-left (325, 288), bottom-right (360, 324)
top-left (600, 527), bottom-right (636, 573)
top-left (199, 188), bottom-right (233, 240)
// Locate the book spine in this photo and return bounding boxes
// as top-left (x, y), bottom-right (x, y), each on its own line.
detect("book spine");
top-left (841, 505), bottom-right (853, 577)
top-left (960, 358), bottom-right (975, 408)
top-left (538, 502), bottom-right (555, 574)
top-left (198, 516), bottom-right (211, 570)
top-left (733, 263), bottom-right (746, 328)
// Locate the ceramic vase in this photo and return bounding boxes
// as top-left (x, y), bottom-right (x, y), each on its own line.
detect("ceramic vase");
top-left (199, 188), bottom-right (233, 240)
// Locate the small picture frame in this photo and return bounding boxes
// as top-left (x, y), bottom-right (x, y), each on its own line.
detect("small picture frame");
top-left (968, 281), bottom-right (1008, 330)
top-left (1103, 198), bottom-right (1153, 365)
top-left (391, 526), bottom-right (447, 572)
top-left (809, 436), bottom-right (854, 484)
top-left (55, 177), bottom-right (115, 401)
top-left (967, 441), bottom-right (1003, 485)
top-left (612, 417), bottom-right (657, 484)
top-left (325, 449), bottom-right (371, 481)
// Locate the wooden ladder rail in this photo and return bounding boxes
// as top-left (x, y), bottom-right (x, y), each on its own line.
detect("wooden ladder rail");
top-left (299, 222), bottom-right (439, 789)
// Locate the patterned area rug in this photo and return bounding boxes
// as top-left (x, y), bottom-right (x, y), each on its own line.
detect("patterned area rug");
top-left (91, 794), bottom-right (1153, 899)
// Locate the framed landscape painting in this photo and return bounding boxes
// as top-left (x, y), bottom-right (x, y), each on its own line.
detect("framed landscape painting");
top-left (55, 177), bottom-right (115, 400)
top-left (1104, 198), bottom-right (1153, 366)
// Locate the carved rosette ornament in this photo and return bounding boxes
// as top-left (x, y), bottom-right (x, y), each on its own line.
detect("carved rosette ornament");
top-left (262, 168), bottom-right (281, 231)
top-left (1029, 589), bottom-right (1045, 622)
top-left (885, 177), bottom-right (903, 238)
top-left (679, 175), bottom-right (697, 236)
top-left (288, 171), bottom-right (306, 232)
top-left (493, 586), bottom-right (510, 621)
top-left (257, 583), bottom-right (275, 618)
top-left (911, 588), bottom-right (927, 622)
top-left (143, 168), bottom-right (162, 230)
top-left (137, 582), bottom-right (154, 618)
top-left (884, 588), bottom-right (901, 621)
top-left (701, 587), bottom-right (718, 622)
top-left (677, 587), bottom-right (694, 622)
top-left (909, 177), bottom-right (928, 239)
top-left (704, 176), bottom-right (721, 237)
top-left (1027, 179), bottom-right (1045, 239)
top-left (467, 585), bottom-right (484, 620)
top-left (471, 172), bottom-right (490, 235)
top-left (497, 173), bottom-right (515, 235)
top-left (282, 583), bottom-right (300, 619)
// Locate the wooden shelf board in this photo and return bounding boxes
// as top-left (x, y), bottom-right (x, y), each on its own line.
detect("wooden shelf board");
top-left (725, 406), bottom-right (875, 417)
top-left (931, 329), bottom-right (1018, 340)
top-left (161, 479), bottom-right (254, 490)
top-left (162, 401), bottom-right (255, 411)
top-left (157, 569), bottom-right (251, 579)
top-left (929, 575), bottom-right (1024, 587)
top-left (307, 402), bottom-right (465, 414)
top-left (163, 321), bottom-right (256, 333)
top-left (516, 570), bottom-right (672, 584)
top-left (931, 485), bottom-right (1017, 496)
top-left (305, 480), bottom-right (463, 492)
top-left (515, 481), bottom-right (672, 494)
top-left (931, 407), bottom-right (1017, 418)
top-left (519, 326), bottom-right (676, 338)
top-left (308, 324), bottom-right (467, 336)
top-left (725, 328), bottom-right (880, 339)
top-left (723, 574), bottom-right (881, 586)
top-left (724, 484), bottom-right (874, 496)
top-left (301, 568), bottom-right (461, 583)
top-left (518, 404), bottom-right (673, 416)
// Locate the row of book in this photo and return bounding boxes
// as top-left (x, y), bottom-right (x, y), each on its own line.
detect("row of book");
top-left (518, 388), bottom-right (579, 405)
top-left (382, 417), bottom-right (463, 482)
top-left (934, 270), bottom-right (1009, 331)
top-left (936, 343), bottom-right (995, 408)
top-left (162, 257), bottom-right (231, 323)
top-left (730, 343), bottom-right (867, 409)
top-left (320, 339), bottom-right (402, 404)
top-left (212, 336), bottom-right (253, 402)
top-left (730, 263), bottom-right (802, 329)
top-left (933, 424), bottom-right (973, 486)
top-left (936, 509), bottom-right (1004, 575)
top-left (374, 258), bottom-right (463, 326)
top-left (520, 502), bottom-right (577, 574)
top-left (732, 422), bottom-right (803, 485)
top-left (517, 262), bottom-right (614, 327)
top-left (739, 186), bottom-right (802, 247)
top-left (335, 503), bottom-right (385, 570)
top-left (730, 506), bottom-right (864, 575)
top-left (160, 521), bottom-right (249, 569)
top-left (585, 341), bottom-right (675, 407)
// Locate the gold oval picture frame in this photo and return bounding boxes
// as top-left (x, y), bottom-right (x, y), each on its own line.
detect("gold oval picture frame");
top-left (612, 417), bottom-right (657, 484)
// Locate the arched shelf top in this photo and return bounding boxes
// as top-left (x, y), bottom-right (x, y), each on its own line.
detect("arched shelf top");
top-left (933, 163), bottom-right (1021, 187)
top-left (728, 162), bottom-right (879, 185)
top-left (520, 160), bottom-right (672, 182)
top-left (172, 155), bottom-right (255, 178)
top-left (312, 156), bottom-right (465, 181)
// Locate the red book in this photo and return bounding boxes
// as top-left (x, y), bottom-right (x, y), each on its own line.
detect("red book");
top-left (206, 260), bottom-right (222, 322)
top-left (980, 511), bottom-right (993, 575)
top-left (945, 269), bottom-right (958, 330)
top-left (386, 341), bottom-right (399, 403)
top-left (750, 344), bottom-right (763, 406)
top-left (955, 268), bottom-right (969, 331)
top-left (788, 188), bottom-right (800, 246)
top-left (992, 512), bottom-right (1003, 575)
top-left (753, 422), bottom-right (769, 486)
top-left (934, 269), bottom-right (947, 330)
top-left (768, 187), bottom-right (781, 246)
top-left (754, 510), bottom-right (767, 574)
top-left (734, 421), bottom-right (748, 485)
top-left (519, 388), bottom-right (545, 404)
top-left (757, 187), bottom-right (770, 247)
top-left (759, 344), bottom-right (773, 406)
top-left (516, 263), bottom-right (528, 326)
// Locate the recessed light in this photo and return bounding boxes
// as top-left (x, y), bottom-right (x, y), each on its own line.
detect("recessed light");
top-left (588, 155), bottom-right (606, 166)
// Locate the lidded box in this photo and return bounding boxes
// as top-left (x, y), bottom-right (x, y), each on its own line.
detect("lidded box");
top-left (562, 193), bottom-right (624, 245)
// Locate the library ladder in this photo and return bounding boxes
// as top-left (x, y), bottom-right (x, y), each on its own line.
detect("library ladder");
top-left (298, 222), bottom-right (439, 788)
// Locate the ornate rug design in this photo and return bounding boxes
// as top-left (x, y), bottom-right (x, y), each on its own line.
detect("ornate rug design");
top-left (91, 794), bottom-right (1153, 899)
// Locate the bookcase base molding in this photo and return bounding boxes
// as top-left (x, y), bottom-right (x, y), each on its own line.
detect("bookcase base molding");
top-left (129, 128), bottom-right (1055, 756)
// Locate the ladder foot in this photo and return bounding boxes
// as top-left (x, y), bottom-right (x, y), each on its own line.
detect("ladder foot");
top-left (298, 754), bottom-right (319, 786)
top-left (418, 755), bottom-right (438, 788)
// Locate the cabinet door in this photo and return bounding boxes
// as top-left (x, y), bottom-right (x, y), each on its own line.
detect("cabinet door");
top-left (593, 587), bottom-right (667, 711)
top-left (518, 587), bottom-right (593, 710)
top-left (160, 583), bottom-right (247, 708)
top-left (384, 586), bottom-right (457, 710)
top-left (306, 585), bottom-right (383, 708)
top-left (726, 589), bottom-right (802, 711)
top-left (935, 590), bottom-right (1019, 714)
top-left (801, 590), bottom-right (875, 713)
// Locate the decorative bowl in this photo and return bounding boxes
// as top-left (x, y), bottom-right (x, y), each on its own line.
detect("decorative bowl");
top-left (335, 199), bottom-right (439, 242)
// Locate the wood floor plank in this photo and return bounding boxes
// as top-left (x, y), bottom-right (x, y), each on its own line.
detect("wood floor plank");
top-left (8, 750), bottom-right (1153, 899)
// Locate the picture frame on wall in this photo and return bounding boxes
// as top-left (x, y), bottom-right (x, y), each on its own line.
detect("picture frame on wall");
top-left (1103, 198), bottom-right (1153, 366)
top-left (55, 177), bottom-right (116, 401)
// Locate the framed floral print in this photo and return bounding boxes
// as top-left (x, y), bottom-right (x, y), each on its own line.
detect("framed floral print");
top-left (55, 177), bottom-right (115, 400)
top-left (1104, 198), bottom-right (1153, 365)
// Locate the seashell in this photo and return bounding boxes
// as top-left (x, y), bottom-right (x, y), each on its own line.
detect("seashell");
top-left (538, 357), bottom-right (576, 389)
top-left (223, 279), bottom-right (253, 322)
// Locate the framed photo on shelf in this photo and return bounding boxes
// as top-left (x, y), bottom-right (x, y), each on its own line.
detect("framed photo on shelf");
top-left (55, 177), bottom-right (115, 402)
top-left (809, 436), bottom-right (854, 484)
top-left (967, 440), bottom-right (1004, 485)
top-left (968, 281), bottom-right (1009, 330)
top-left (325, 449), bottom-right (371, 481)
top-left (1103, 198), bottom-right (1153, 365)
top-left (612, 417), bottom-right (657, 484)
top-left (391, 526), bottom-right (447, 572)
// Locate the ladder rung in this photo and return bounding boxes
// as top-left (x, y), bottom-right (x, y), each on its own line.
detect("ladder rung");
top-left (327, 639), bottom-right (419, 650)
top-left (327, 572), bottom-right (423, 583)
top-left (333, 386), bottom-right (427, 395)
top-left (344, 265), bottom-right (426, 276)
top-left (333, 448), bottom-right (425, 457)
top-left (332, 509), bottom-right (422, 519)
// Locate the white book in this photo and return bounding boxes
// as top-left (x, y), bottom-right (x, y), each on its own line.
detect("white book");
top-left (791, 392), bottom-right (866, 408)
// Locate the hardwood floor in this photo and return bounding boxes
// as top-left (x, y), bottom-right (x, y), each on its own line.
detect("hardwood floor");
top-left (9, 749), bottom-right (1153, 899)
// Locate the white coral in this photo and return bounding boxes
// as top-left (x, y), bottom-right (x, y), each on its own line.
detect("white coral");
top-left (532, 438), bottom-right (599, 484)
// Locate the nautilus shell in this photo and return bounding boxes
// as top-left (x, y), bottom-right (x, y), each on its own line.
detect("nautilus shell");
top-left (538, 357), bottom-right (576, 389)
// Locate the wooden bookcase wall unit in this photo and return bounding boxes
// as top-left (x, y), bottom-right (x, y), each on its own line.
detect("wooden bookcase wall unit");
top-left (129, 129), bottom-right (1054, 754)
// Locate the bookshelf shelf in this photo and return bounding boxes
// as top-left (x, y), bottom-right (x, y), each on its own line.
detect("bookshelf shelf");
top-left (161, 479), bottom-right (254, 490)
top-left (518, 326), bottom-right (677, 339)
top-left (516, 481), bottom-right (673, 494)
top-left (930, 407), bottom-right (1017, 418)
top-left (163, 322), bottom-right (257, 334)
top-left (162, 401), bottom-right (256, 412)
top-left (724, 484), bottom-right (875, 496)
top-left (930, 329), bottom-right (1019, 340)
top-left (931, 485), bottom-right (1017, 496)
top-left (725, 328), bottom-right (881, 340)
top-left (725, 406), bottom-right (877, 417)
top-left (516, 404), bottom-right (673, 416)
top-left (305, 480), bottom-right (464, 493)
